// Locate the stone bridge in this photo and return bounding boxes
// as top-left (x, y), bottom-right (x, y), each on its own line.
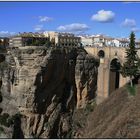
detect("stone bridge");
top-left (85, 46), bottom-right (140, 104)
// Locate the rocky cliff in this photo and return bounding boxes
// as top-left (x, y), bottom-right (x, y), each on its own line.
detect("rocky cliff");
top-left (0, 47), bottom-right (98, 138)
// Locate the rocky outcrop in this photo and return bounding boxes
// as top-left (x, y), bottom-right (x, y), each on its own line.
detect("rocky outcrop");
top-left (75, 49), bottom-right (99, 108)
top-left (0, 47), bottom-right (98, 138)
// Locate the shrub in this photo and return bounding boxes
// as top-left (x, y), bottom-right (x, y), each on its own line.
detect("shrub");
top-left (0, 113), bottom-right (10, 127)
top-left (84, 99), bottom-right (96, 115)
top-left (126, 84), bottom-right (136, 96)
top-left (45, 121), bottom-right (52, 129)
top-left (0, 127), bottom-right (4, 134)
top-left (8, 113), bottom-right (22, 125)
top-left (0, 113), bottom-right (22, 127)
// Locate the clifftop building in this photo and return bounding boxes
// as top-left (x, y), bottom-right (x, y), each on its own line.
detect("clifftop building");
top-left (44, 31), bottom-right (81, 47)
top-left (9, 32), bottom-right (49, 48)
top-left (7, 31), bottom-right (140, 49)
top-left (92, 35), bottom-right (114, 47)
top-left (79, 35), bottom-right (93, 46)
top-left (91, 35), bottom-right (140, 48)
top-left (112, 38), bottom-right (140, 48)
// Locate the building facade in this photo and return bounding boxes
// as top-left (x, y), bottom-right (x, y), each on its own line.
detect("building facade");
top-left (136, 40), bottom-right (140, 48)
top-left (92, 35), bottom-right (114, 47)
top-left (44, 31), bottom-right (81, 47)
top-left (79, 36), bottom-right (93, 46)
top-left (112, 38), bottom-right (140, 48)
top-left (117, 39), bottom-right (129, 47)
top-left (92, 35), bottom-right (140, 48)
top-left (9, 32), bottom-right (49, 48)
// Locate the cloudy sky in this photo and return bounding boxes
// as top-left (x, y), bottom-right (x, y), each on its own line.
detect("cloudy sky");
top-left (0, 2), bottom-right (140, 38)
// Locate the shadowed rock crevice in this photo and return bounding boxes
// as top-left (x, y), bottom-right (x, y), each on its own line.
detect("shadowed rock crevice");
top-left (12, 115), bottom-right (24, 139)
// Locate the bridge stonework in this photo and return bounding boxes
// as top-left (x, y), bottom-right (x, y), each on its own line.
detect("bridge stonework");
top-left (84, 46), bottom-right (134, 104)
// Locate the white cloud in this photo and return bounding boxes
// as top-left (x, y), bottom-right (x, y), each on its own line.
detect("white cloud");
top-left (91, 10), bottom-right (115, 23)
top-left (34, 25), bottom-right (44, 31)
top-left (131, 27), bottom-right (140, 32)
top-left (39, 16), bottom-right (53, 22)
top-left (57, 23), bottom-right (89, 33)
top-left (121, 19), bottom-right (136, 27)
top-left (0, 31), bottom-right (16, 37)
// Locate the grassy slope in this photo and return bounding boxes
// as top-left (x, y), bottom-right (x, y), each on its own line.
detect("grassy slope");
top-left (80, 84), bottom-right (140, 138)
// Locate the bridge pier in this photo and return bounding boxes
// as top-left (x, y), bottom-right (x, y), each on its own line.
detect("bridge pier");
top-left (96, 58), bottom-right (130, 105)
top-left (96, 58), bottom-right (110, 104)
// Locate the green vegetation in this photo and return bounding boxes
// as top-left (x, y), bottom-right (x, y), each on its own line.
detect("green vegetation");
top-left (126, 84), bottom-right (136, 96)
top-left (0, 113), bottom-right (22, 128)
top-left (0, 126), bottom-right (4, 134)
top-left (23, 37), bottom-right (49, 46)
top-left (84, 99), bottom-right (96, 115)
top-left (44, 122), bottom-right (51, 129)
top-left (17, 33), bottom-right (45, 38)
top-left (0, 113), bottom-right (10, 127)
top-left (8, 113), bottom-right (22, 124)
top-left (121, 32), bottom-right (139, 88)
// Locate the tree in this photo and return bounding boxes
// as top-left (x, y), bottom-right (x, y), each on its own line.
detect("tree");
top-left (121, 32), bottom-right (139, 87)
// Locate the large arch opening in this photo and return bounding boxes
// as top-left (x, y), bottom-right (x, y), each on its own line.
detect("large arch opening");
top-left (98, 50), bottom-right (105, 58)
top-left (109, 58), bottom-right (120, 94)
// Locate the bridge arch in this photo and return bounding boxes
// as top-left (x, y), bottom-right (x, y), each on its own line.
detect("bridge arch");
top-left (97, 50), bottom-right (105, 58)
top-left (109, 58), bottom-right (121, 94)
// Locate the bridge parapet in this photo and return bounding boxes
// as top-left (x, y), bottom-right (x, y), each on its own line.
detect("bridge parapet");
top-left (84, 46), bottom-right (126, 62)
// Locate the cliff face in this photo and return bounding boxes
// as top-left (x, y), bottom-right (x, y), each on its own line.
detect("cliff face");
top-left (75, 50), bottom-right (98, 108)
top-left (0, 47), bottom-right (98, 138)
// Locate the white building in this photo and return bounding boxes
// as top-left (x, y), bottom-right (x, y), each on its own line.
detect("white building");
top-left (112, 38), bottom-right (129, 47)
top-left (112, 39), bottom-right (120, 47)
top-left (119, 38), bottom-right (129, 47)
top-left (113, 38), bottom-right (140, 48)
top-left (92, 35), bottom-right (114, 47)
top-left (136, 39), bottom-right (140, 48)
top-left (44, 31), bottom-right (59, 44)
top-left (79, 36), bottom-right (93, 46)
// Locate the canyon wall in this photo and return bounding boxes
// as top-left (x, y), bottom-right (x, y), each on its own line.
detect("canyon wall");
top-left (0, 47), bottom-right (98, 138)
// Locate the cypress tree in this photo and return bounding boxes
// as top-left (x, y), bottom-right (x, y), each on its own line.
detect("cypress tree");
top-left (121, 32), bottom-right (139, 87)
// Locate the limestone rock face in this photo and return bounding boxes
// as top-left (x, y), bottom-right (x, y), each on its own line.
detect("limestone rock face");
top-left (75, 49), bottom-right (98, 108)
top-left (0, 47), bottom-right (98, 138)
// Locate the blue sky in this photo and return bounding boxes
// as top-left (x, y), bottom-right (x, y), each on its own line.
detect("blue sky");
top-left (0, 2), bottom-right (140, 38)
